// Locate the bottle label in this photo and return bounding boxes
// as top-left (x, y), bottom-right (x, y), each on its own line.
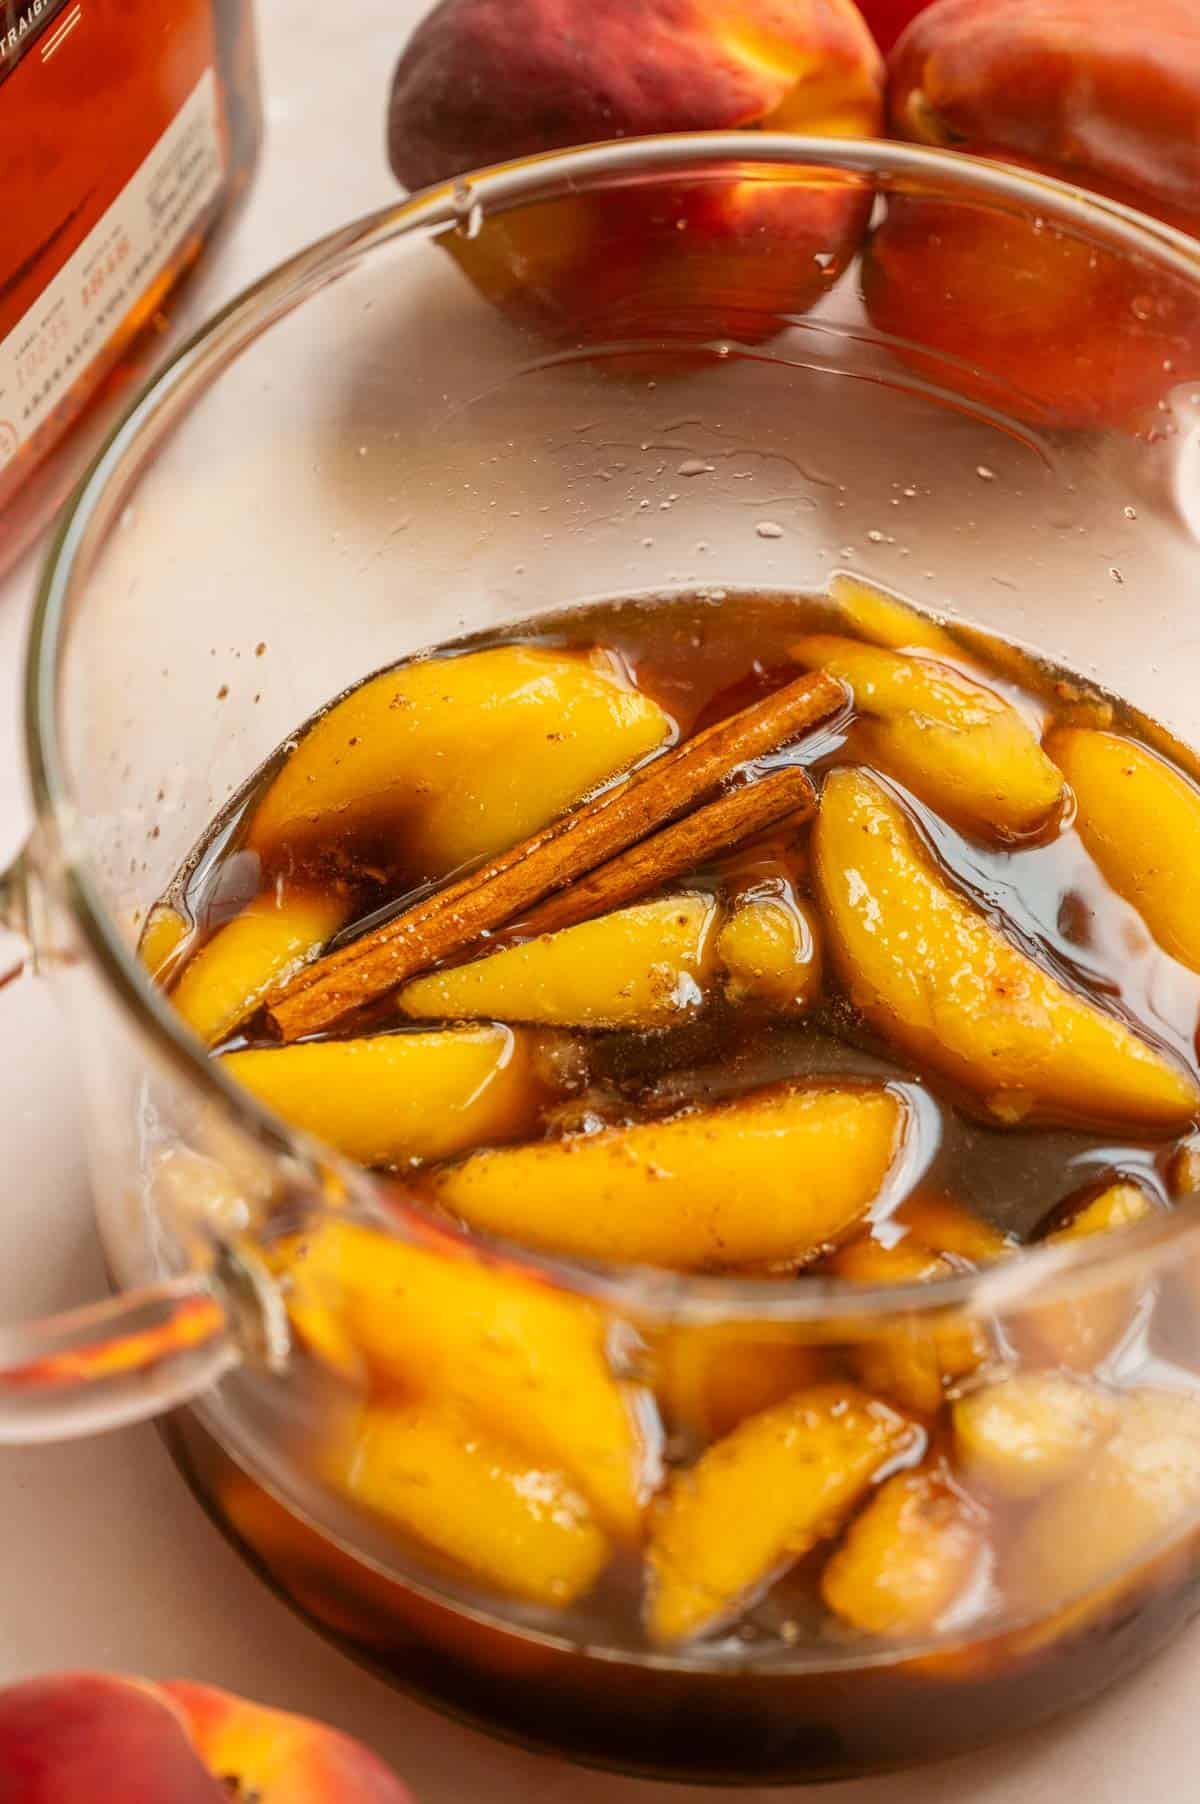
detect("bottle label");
top-left (0, 67), bottom-right (223, 474)
top-left (0, 0), bottom-right (78, 83)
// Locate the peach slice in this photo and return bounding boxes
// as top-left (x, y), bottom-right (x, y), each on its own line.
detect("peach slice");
top-left (827, 572), bottom-right (962, 660)
top-left (163, 1681), bottom-right (414, 1802)
top-left (792, 634), bottom-right (1064, 841)
top-left (138, 903), bottom-right (190, 981)
top-left (387, 0), bottom-right (883, 351)
top-left (716, 885), bottom-right (823, 1011)
top-left (170, 888), bottom-right (351, 1045)
top-left (248, 644), bottom-right (673, 880)
top-left (1020, 1179), bottom-right (1159, 1372)
top-left (892, 1188), bottom-right (1016, 1264)
top-left (273, 1219), bottom-right (650, 1537)
top-left (321, 1401), bottom-right (609, 1607)
top-left (654, 1322), bottom-right (831, 1441)
top-left (427, 1080), bottom-right (907, 1270)
top-left (1015, 1389), bottom-right (1200, 1613)
top-left (647, 1383), bottom-right (922, 1643)
top-left (222, 1025), bottom-right (544, 1166)
top-left (821, 1465), bottom-right (988, 1638)
top-left (1048, 728), bottom-right (1200, 975)
top-left (813, 768), bottom-right (1198, 1131)
top-left (398, 893), bottom-right (721, 1030)
top-left (824, 1232), bottom-right (989, 1415)
top-left (954, 1373), bottom-right (1121, 1500)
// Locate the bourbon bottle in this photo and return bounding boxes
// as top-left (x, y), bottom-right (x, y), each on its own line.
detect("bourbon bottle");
top-left (0, 0), bottom-right (262, 572)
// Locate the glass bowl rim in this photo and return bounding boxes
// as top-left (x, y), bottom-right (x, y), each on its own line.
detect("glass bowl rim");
top-left (27, 130), bottom-right (1200, 1326)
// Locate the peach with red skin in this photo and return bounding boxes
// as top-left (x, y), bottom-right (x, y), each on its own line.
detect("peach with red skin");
top-left (867, 0), bottom-right (1200, 430)
top-left (862, 156), bottom-right (1200, 431)
top-left (0, 1673), bottom-right (413, 1803)
top-left (164, 1682), bottom-right (413, 1803)
top-left (890, 0), bottom-right (1200, 227)
top-left (387, 0), bottom-right (884, 348)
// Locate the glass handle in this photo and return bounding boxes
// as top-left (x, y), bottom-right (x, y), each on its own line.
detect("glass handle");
top-left (0, 844), bottom-right (284, 1443)
top-left (0, 1281), bottom-right (238, 1443)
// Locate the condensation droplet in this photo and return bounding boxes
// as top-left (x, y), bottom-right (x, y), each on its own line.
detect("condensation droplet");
top-left (756, 521), bottom-right (784, 539)
top-left (975, 464), bottom-right (997, 482)
top-left (678, 458), bottom-right (715, 478)
top-left (1131, 294), bottom-right (1155, 321)
top-left (642, 537), bottom-right (655, 548)
top-left (1110, 566), bottom-right (1125, 584)
top-left (867, 528), bottom-right (886, 543)
top-left (1124, 505), bottom-right (1138, 520)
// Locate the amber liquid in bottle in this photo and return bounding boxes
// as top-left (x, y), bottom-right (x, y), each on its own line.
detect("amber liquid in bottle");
top-left (0, 0), bottom-right (261, 571)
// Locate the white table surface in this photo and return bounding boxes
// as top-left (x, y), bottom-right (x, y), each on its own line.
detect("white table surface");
top-left (0, 3), bottom-right (1194, 1797)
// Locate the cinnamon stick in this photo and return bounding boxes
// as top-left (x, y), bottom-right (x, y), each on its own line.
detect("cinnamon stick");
top-left (515, 765), bottom-right (816, 939)
top-left (265, 667), bottom-right (845, 1041)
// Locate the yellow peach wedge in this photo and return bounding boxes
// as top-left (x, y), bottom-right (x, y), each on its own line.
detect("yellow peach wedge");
top-left (170, 889), bottom-right (351, 1046)
top-left (248, 644), bottom-right (673, 878)
top-left (821, 1465), bottom-right (987, 1639)
top-left (221, 1025), bottom-right (542, 1166)
top-left (398, 894), bottom-right (720, 1030)
top-left (1048, 728), bottom-right (1200, 973)
top-left (954, 1374), bottom-right (1121, 1500)
top-left (825, 1234), bottom-right (989, 1416)
top-left (654, 1323), bottom-right (831, 1442)
top-left (1021, 1180), bottom-right (1158, 1372)
top-left (138, 903), bottom-right (190, 981)
top-left (893, 1190), bottom-right (1016, 1265)
top-left (324, 1401), bottom-right (609, 1608)
top-left (814, 769), bottom-right (1198, 1132)
top-left (828, 573), bottom-right (962, 659)
top-left (793, 635), bottom-right (1063, 841)
top-left (272, 1219), bottom-right (649, 1538)
top-left (1015, 1390), bottom-right (1200, 1613)
top-left (428, 1081), bottom-right (907, 1271)
top-left (647, 1384), bottom-right (922, 1644)
top-left (716, 887), bottom-right (822, 1012)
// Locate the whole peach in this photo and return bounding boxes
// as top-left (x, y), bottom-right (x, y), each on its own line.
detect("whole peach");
top-left (865, 0), bottom-right (1200, 430)
top-left (388, 0), bottom-right (884, 349)
top-left (0, 1673), bottom-right (414, 1803)
top-left (862, 150), bottom-right (1200, 431)
top-left (890, 0), bottom-right (1200, 230)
